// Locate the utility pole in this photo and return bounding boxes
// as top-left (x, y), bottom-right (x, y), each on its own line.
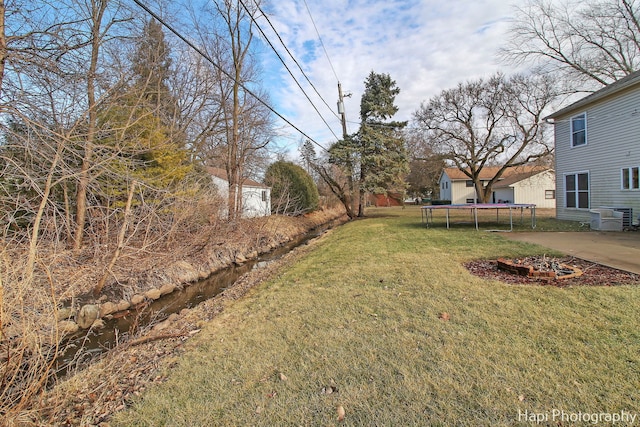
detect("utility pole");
top-left (337, 82), bottom-right (348, 138)
top-left (337, 81), bottom-right (356, 216)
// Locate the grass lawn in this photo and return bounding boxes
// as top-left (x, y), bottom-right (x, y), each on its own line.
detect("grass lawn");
top-left (114, 206), bottom-right (640, 426)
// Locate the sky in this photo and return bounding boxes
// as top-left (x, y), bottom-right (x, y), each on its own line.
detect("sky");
top-left (254, 0), bottom-right (527, 157)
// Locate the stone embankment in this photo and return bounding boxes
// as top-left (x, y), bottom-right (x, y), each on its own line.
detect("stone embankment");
top-left (59, 208), bottom-right (347, 335)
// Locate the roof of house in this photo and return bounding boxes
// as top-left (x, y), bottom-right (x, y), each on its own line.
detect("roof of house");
top-left (442, 165), bottom-right (549, 182)
top-left (545, 70), bottom-right (640, 120)
top-left (206, 167), bottom-right (269, 188)
top-left (493, 168), bottom-right (552, 188)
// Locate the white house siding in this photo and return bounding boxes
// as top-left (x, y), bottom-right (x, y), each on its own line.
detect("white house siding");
top-left (553, 84), bottom-right (640, 222)
top-left (210, 174), bottom-right (271, 218)
top-left (439, 167), bottom-right (554, 205)
top-left (241, 186), bottom-right (271, 217)
top-left (493, 187), bottom-right (514, 203)
top-left (451, 181), bottom-right (479, 204)
top-left (510, 171), bottom-right (556, 208)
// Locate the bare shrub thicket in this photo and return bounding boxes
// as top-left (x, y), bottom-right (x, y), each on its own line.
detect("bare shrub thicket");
top-left (0, 0), bottom-right (257, 420)
top-left (0, 148), bottom-right (225, 421)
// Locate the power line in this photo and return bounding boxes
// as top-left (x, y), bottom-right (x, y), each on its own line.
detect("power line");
top-left (248, 0), bottom-right (340, 122)
top-left (301, 0), bottom-right (351, 136)
top-left (131, 0), bottom-right (328, 153)
top-left (302, 0), bottom-right (339, 83)
top-left (238, 0), bottom-right (340, 141)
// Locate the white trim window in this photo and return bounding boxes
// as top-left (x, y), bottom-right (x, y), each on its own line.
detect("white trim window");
top-left (621, 166), bottom-right (640, 190)
top-left (565, 172), bottom-right (589, 209)
top-left (571, 113), bottom-right (587, 147)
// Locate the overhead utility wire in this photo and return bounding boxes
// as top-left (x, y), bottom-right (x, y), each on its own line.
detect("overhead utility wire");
top-left (239, 0), bottom-right (340, 141)
top-left (302, 0), bottom-right (339, 82)
top-left (131, 0), bottom-right (328, 152)
top-left (247, 0), bottom-right (340, 121)
top-left (302, 0), bottom-right (350, 136)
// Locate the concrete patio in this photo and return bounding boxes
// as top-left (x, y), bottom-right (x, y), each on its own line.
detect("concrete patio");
top-left (503, 231), bottom-right (640, 275)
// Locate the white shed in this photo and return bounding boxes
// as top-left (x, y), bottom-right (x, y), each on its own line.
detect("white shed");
top-left (207, 167), bottom-right (271, 218)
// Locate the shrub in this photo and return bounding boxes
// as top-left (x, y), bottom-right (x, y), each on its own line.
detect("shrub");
top-left (264, 161), bottom-right (319, 215)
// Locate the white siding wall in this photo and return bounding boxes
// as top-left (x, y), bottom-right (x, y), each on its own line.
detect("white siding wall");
top-left (211, 176), bottom-right (271, 218)
top-left (451, 181), bottom-right (478, 204)
top-left (511, 171), bottom-right (556, 208)
top-left (555, 87), bottom-right (640, 222)
top-left (242, 186), bottom-right (271, 217)
top-left (211, 176), bottom-right (230, 218)
top-left (493, 188), bottom-right (514, 203)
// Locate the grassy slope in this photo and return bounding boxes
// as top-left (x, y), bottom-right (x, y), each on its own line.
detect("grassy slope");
top-left (114, 207), bottom-right (640, 426)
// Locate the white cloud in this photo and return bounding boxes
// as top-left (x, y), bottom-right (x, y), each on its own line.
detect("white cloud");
top-left (257, 0), bottom-right (522, 155)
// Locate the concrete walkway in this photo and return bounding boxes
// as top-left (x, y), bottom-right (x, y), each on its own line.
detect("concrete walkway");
top-left (503, 231), bottom-right (640, 274)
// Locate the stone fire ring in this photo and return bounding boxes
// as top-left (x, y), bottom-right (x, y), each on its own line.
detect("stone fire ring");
top-left (497, 258), bottom-right (583, 280)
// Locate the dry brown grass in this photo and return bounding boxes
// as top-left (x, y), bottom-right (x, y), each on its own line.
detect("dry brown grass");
top-left (0, 193), bottom-right (346, 424)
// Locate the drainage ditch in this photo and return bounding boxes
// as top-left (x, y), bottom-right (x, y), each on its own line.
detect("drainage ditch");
top-left (54, 227), bottom-right (330, 377)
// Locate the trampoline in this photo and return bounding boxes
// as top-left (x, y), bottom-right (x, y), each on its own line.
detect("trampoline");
top-left (421, 203), bottom-right (537, 231)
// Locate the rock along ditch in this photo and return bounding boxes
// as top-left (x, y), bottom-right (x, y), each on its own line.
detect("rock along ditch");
top-left (54, 221), bottom-right (340, 378)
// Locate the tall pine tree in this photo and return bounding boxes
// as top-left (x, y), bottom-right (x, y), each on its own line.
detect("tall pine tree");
top-left (131, 18), bottom-right (177, 124)
top-left (326, 72), bottom-right (408, 217)
top-left (96, 18), bottom-right (190, 207)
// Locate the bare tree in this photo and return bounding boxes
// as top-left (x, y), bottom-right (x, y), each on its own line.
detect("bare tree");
top-left (501, 0), bottom-right (640, 92)
top-left (188, 0), bottom-right (273, 220)
top-left (413, 73), bottom-right (558, 203)
top-left (404, 129), bottom-right (446, 199)
top-left (73, 0), bottom-right (109, 250)
top-left (171, 48), bottom-right (226, 163)
top-left (310, 152), bottom-right (356, 219)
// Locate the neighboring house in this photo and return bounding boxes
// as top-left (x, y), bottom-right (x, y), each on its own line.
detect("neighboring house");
top-left (207, 167), bottom-right (271, 218)
top-left (438, 166), bottom-right (556, 207)
top-left (545, 70), bottom-right (640, 224)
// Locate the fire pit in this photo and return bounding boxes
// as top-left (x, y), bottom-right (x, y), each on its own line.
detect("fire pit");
top-left (497, 256), bottom-right (583, 280)
top-left (465, 256), bottom-right (640, 287)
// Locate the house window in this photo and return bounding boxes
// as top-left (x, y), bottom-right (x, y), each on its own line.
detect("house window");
top-left (621, 167), bottom-right (640, 190)
top-left (565, 172), bottom-right (589, 209)
top-left (466, 198), bottom-right (475, 203)
top-left (545, 190), bottom-right (556, 199)
top-left (261, 190), bottom-right (267, 201)
top-left (571, 113), bottom-right (586, 147)
top-left (466, 180), bottom-right (474, 187)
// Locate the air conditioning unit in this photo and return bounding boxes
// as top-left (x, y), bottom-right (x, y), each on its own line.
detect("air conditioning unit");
top-left (598, 206), bottom-right (632, 228)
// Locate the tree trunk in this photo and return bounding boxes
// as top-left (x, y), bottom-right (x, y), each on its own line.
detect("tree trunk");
top-left (26, 140), bottom-right (65, 280)
top-left (94, 180), bottom-right (136, 297)
top-left (0, 0), bottom-right (6, 100)
top-left (357, 168), bottom-right (366, 217)
top-left (74, 0), bottom-right (107, 250)
top-left (314, 164), bottom-right (355, 219)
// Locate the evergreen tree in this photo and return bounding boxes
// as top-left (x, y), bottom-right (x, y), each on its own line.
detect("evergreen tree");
top-left (356, 71), bottom-right (409, 216)
top-left (96, 96), bottom-right (192, 207)
top-left (324, 72), bottom-right (408, 217)
top-left (300, 139), bottom-right (317, 175)
top-left (131, 18), bottom-right (177, 123)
